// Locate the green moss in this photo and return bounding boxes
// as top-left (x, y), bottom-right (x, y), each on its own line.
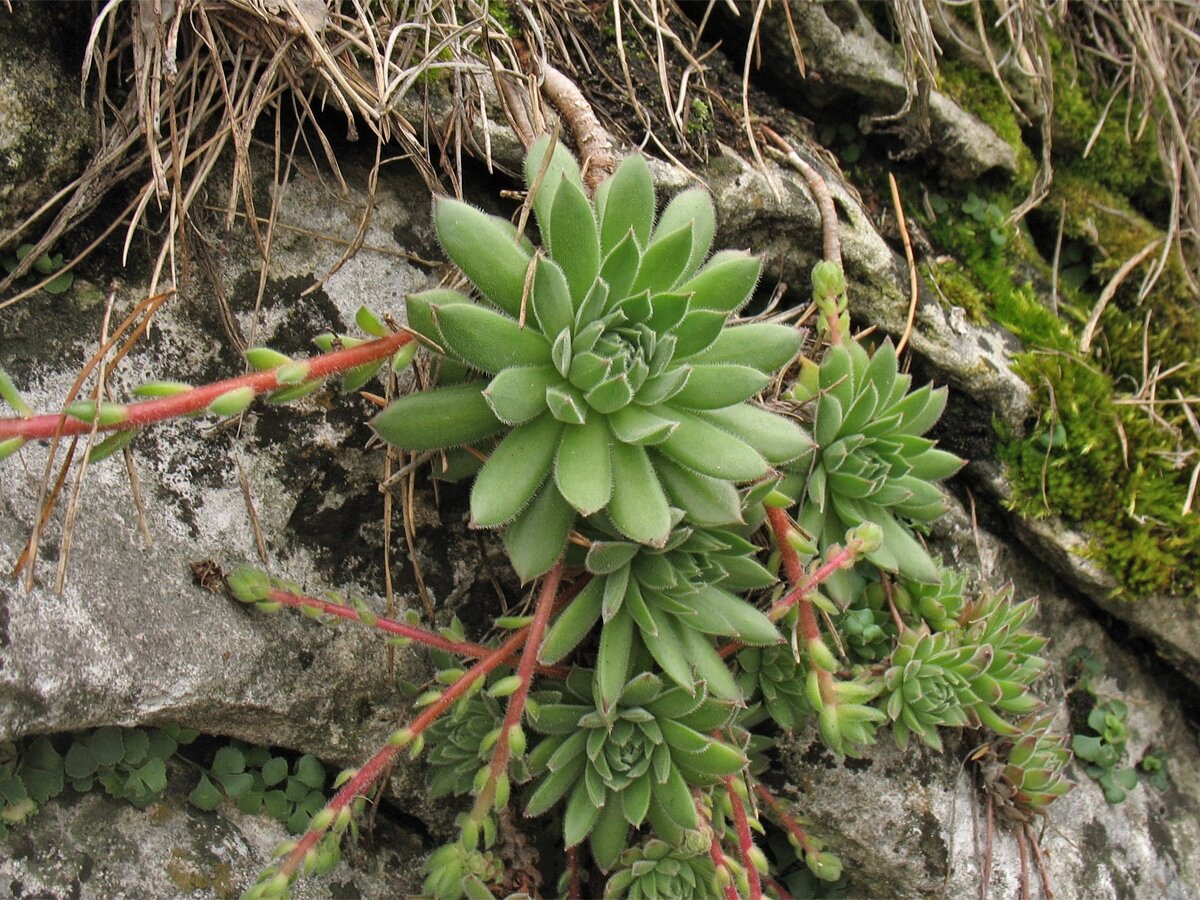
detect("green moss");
top-left (917, 78), bottom-right (1199, 600)
top-left (998, 352), bottom-right (1200, 599)
top-left (1051, 57), bottom-right (1166, 213)
top-left (938, 60), bottom-right (1038, 191)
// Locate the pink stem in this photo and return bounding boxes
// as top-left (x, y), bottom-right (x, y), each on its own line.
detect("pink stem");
top-left (277, 621), bottom-right (530, 881)
top-left (471, 563), bottom-right (563, 817)
top-left (265, 586), bottom-right (569, 677)
top-left (752, 781), bottom-right (816, 857)
top-left (724, 776), bottom-right (763, 900)
top-left (0, 331), bottom-right (413, 441)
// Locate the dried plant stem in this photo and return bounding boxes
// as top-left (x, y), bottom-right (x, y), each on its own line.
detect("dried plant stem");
top-left (888, 172), bottom-right (919, 357)
top-left (723, 776), bottom-right (763, 900)
top-left (760, 125), bottom-right (842, 269)
top-left (0, 332), bottom-right (413, 443)
top-left (469, 561), bottom-right (563, 821)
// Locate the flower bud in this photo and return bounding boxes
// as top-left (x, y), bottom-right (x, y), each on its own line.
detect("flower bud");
top-left (226, 566), bottom-right (271, 603)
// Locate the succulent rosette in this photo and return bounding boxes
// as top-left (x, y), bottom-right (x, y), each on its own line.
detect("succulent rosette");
top-left (782, 338), bottom-right (964, 600)
top-left (603, 837), bottom-right (717, 899)
top-left (373, 136), bottom-right (809, 580)
top-left (539, 521), bottom-right (781, 707)
top-left (525, 669), bottom-right (744, 871)
top-left (986, 713), bottom-right (1073, 825)
top-left (882, 628), bottom-right (980, 751)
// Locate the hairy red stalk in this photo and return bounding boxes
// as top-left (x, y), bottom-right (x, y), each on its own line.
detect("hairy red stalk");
top-left (708, 834), bottom-right (742, 900)
top-left (276, 623), bottom-right (530, 882)
top-left (565, 844), bottom-right (583, 899)
top-left (718, 508), bottom-right (856, 701)
top-left (723, 776), bottom-right (763, 900)
top-left (264, 586), bottom-right (569, 677)
top-left (470, 562), bottom-right (563, 819)
top-left (763, 874), bottom-right (794, 900)
top-left (0, 331), bottom-right (413, 442)
top-left (752, 781), bottom-right (818, 859)
top-left (697, 795), bottom-right (742, 900)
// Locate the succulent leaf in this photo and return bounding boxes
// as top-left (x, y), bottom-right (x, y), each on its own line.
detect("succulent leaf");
top-left (434, 303), bottom-right (551, 373)
top-left (373, 384), bottom-right (503, 450)
top-left (434, 198), bottom-right (531, 317)
top-left (471, 414), bottom-right (561, 527)
top-left (654, 187), bottom-right (716, 282)
top-left (505, 482), bottom-right (576, 582)
top-left (597, 154), bottom-right (656, 253)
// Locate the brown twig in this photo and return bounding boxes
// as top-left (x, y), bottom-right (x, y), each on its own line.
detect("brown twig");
top-left (888, 172), bottom-right (920, 357)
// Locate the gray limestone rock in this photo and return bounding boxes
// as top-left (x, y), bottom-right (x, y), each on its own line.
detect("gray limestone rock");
top-left (721, 0), bottom-right (1017, 180)
top-left (0, 759), bottom-right (425, 899)
top-left (0, 5), bottom-right (92, 234)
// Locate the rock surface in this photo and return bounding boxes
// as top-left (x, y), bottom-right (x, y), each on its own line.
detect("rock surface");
top-left (0, 760), bottom-right (425, 899)
top-left (0, 4), bottom-right (92, 233)
top-left (723, 0), bottom-right (1017, 179)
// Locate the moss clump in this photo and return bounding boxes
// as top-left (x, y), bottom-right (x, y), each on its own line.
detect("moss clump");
top-left (938, 60), bottom-right (1038, 192)
top-left (1051, 53), bottom-right (1167, 216)
top-left (999, 351), bottom-right (1199, 598)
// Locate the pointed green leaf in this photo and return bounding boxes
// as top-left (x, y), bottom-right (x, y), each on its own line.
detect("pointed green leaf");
top-left (373, 384), bottom-right (503, 451)
top-left (678, 250), bottom-right (761, 314)
top-left (677, 584), bottom-right (780, 645)
top-left (653, 455), bottom-right (742, 526)
top-left (590, 795), bottom-right (631, 871)
top-left (670, 309), bottom-right (726, 358)
top-left (654, 188), bottom-right (716, 281)
top-left (549, 176), bottom-right (601, 305)
top-left (644, 608), bottom-right (696, 692)
top-left (651, 764), bottom-right (697, 831)
top-left (563, 779), bottom-right (602, 847)
top-left (505, 482), bottom-right (574, 581)
top-left (471, 414), bottom-right (561, 526)
top-left (555, 416), bottom-right (613, 514)
top-left (484, 366), bottom-right (558, 425)
top-left (540, 578), bottom-right (604, 664)
top-left (676, 625), bottom-right (740, 699)
top-left (434, 198), bottom-right (532, 317)
top-left (404, 288), bottom-right (471, 347)
top-left (434, 303), bottom-right (551, 373)
top-left (608, 404), bottom-right (677, 445)
top-left (815, 392), bottom-right (844, 446)
top-left (86, 428), bottom-right (138, 463)
top-left (531, 256), bottom-right (575, 338)
top-left (599, 153), bottom-right (655, 253)
top-left (598, 607), bottom-right (635, 710)
top-left (701, 403), bottom-right (814, 465)
top-left (622, 773), bottom-right (653, 826)
top-left (656, 409), bottom-right (767, 481)
top-left (599, 230), bottom-right (642, 304)
top-left (687, 323), bottom-right (801, 372)
top-left (632, 224), bottom-right (693, 295)
top-left (608, 442), bottom-right (672, 545)
top-left (526, 133), bottom-right (586, 237)
top-left (586, 541), bottom-right (641, 574)
top-left (670, 364), bottom-right (769, 409)
top-left (584, 375), bottom-right (635, 415)
top-left (907, 448), bottom-right (963, 482)
top-left (546, 383), bottom-right (589, 425)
